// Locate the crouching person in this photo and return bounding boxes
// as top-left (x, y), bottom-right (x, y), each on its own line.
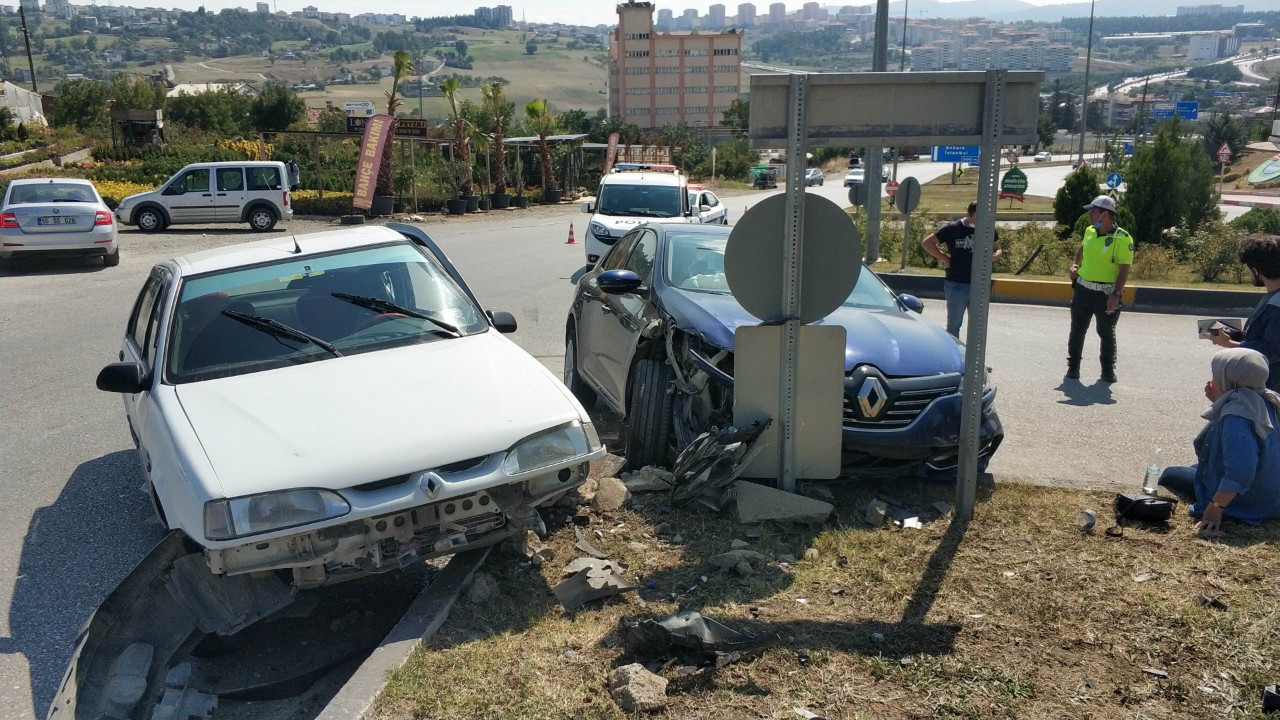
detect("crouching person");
top-left (1158, 348), bottom-right (1280, 531)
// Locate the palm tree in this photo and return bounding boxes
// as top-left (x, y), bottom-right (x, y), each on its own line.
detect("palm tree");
top-left (375, 50), bottom-right (414, 198)
top-left (440, 76), bottom-right (473, 195)
top-left (524, 98), bottom-right (558, 194)
top-left (481, 82), bottom-right (509, 196)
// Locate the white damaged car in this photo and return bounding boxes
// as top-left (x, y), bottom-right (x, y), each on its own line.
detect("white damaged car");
top-left (96, 223), bottom-right (604, 589)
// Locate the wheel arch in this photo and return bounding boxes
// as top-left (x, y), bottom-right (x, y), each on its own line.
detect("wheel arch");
top-left (241, 200), bottom-right (279, 223)
top-left (133, 202), bottom-right (171, 226)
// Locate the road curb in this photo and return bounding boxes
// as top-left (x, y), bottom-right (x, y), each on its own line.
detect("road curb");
top-left (880, 273), bottom-right (1261, 315)
top-left (314, 546), bottom-right (492, 720)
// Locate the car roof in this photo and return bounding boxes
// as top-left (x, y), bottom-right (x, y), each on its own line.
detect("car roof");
top-left (7, 177), bottom-right (95, 186)
top-left (171, 225), bottom-right (412, 276)
top-left (599, 172), bottom-right (683, 187)
top-left (181, 161), bottom-right (286, 168)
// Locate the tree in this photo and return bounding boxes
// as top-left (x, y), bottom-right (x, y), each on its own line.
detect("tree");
top-left (1053, 165), bottom-right (1101, 230)
top-left (454, 39), bottom-right (468, 57)
top-left (110, 74), bottom-right (166, 110)
top-left (1202, 112), bottom-right (1247, 164)
top-left (1037, 113), bottom-right (1057, 148)
top-left (525, 41), bottom-right (537, 55)
top-left (524, 98), bottom-right (558, 192)
top-left (166, 89), bottom-right (254, 136)
top-left (559, 108), bottom-right (589, 134)
top-left (440, 75), bottom-right (473, 194)
top-left (249, 83), bottom-right (306, 131)
top-left (721, 97), bottom-right (749, 131)
top-left (48, 78), bottom-right (111, 131)
top-left (1123, 119), bottom-right (1219, 245)
top-left (375, 50), bottom-right (415, 198)
top-left (481, 82), bottom-right (510, 195)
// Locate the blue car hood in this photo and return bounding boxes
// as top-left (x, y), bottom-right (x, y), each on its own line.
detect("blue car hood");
top-left (661, 287), bottom-right (963, 377)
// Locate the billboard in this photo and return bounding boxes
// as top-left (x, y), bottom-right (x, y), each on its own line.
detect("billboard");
top-left (352, 114), bottom-right (392, 211)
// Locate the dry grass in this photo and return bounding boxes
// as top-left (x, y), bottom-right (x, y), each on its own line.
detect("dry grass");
top-left (914, 174), bottom-right (1056, 214)
top-left (372, 477), bottom-right (1280, 720)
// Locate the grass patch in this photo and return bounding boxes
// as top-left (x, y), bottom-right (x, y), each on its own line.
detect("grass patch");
top-left (372, 477), bottom-right (1280, 720)
top-left (916, 174), bottom-right (1056, 214)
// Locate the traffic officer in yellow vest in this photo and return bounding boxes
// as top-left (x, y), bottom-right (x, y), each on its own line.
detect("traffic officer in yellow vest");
top-left (1067, 195), bottom-right (1134, 383)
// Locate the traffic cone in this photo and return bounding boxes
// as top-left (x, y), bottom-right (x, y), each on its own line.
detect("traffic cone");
top-left (566, 222), bottom-right (576, 245)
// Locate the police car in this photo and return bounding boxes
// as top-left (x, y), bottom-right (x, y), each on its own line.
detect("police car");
top-left (581, 163), bottom-right (693, 266)
top-left (688, 183), bottom-right (729, 225)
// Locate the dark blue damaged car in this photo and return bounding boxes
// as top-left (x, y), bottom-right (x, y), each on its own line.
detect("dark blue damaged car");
top-left (563, 222), bottom-right (1002, 476)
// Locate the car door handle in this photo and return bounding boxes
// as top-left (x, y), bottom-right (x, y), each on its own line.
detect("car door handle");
top-left (202, 193), bottom-right (212, 197)
top-left (217, 193), bottom-right (227, 196)
top-left (601, 305), bottom-right (614, 315)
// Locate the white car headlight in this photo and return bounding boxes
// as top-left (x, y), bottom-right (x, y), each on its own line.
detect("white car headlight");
top-left (503, 420), bottom-right (601, 476)
top-left (204, 488), bottom-right (350, 541)
top-left (589, 221), bottom-right (612, 239)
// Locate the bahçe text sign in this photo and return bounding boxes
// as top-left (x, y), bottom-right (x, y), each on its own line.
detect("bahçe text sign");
top-left (352, 114), bottom-right (392, 211)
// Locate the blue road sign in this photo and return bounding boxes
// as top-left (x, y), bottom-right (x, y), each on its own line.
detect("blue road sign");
top-left (1106, 172), bottom-right (1123, 189)
top-left (1123, 142), bottom-right (1134, 156)
top-left (1152, 101), bottom-right (1198, 120)
top-left (931, 145), bottom-right (980, 164)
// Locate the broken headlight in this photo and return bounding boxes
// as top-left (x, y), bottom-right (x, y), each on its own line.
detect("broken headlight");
top-left (502, 420), bottom-right (601, 476)
top-left (204, 489), bottom-right (351, 541)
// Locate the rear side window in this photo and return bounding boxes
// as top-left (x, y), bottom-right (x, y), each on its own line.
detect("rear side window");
top-left (217, 168), bottom-right (244, 192)
top-left (247, 167), bottom-right (282, 191)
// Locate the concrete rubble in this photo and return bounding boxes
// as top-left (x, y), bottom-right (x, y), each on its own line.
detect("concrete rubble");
top-left (708, 549), bottom-right (768, 577)
top-left (592, 477), bottom-right (632, 512)
top-left (466, 572), bottom-right (499, 604)
top-left (594, 453), bottom-right (628, 479)
top-left (736, 481), bottom-right (833, 524)
top-left (608, 663), bottom-right (668, 712)
top-left (864, 499), bottom-right (890, 527)
top-left (623, 465), bottom-right (675, 493)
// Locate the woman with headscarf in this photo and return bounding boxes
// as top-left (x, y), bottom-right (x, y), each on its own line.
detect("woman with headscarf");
top-left (1158, 348), bottom-right (1280, 530)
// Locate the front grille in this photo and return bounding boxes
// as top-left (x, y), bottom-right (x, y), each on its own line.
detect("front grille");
top-left (842, 367), bottom-right (960, 429)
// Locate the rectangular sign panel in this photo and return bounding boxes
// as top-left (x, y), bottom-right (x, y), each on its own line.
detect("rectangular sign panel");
top-left (931, 145), bottom-right (980, 163)
top-left (749, 70), bottom-right (1044, 147)
top-left (344, 101), bottom-right (375, 117)
top-left (393, 118), bottom-right (430, 137)
top-left (352, 114), bottom-right (391, 211)
top-left (1153, 101), bottom-right (1198, 120)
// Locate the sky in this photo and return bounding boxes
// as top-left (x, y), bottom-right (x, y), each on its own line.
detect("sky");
top-left (128, 0), bottom-right (1085, 30)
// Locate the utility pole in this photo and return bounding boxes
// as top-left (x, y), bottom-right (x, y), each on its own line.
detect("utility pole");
top-left (891, 0), bottom-right (908, 182)
top-left (863, 0), bottom-right (888, 264)
top-left (1077, 0), bottom-right (1096, 165)
top-left (19, 3), bottom-right (37, 93)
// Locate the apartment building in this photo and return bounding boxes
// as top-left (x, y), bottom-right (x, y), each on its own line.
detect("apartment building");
top-left (1189, 32), bottom-right (1240, 60)
top-left (707, 3), bottom-right (725, 29)
top-left (609, 1), bottom-right (743, 129)
top-left (736, 3), bottom-right (755, 27)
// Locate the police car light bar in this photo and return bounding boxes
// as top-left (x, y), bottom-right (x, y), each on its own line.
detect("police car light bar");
top-left (612, 163), bottom-right (679, 173)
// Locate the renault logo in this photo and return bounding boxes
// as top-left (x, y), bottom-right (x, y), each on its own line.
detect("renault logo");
top-left (857, 377), bottom-right (886, 418)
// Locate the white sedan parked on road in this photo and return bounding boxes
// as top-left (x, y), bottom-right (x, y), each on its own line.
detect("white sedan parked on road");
top-left (689, 184), bottom-right (729, 225)
top-left (96, 224), bottom-right (604, 589)
top-left (0, 177), bottom-right (117, 270)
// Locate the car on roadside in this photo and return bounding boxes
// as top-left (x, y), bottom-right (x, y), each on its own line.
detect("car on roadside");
top-left (881, 166), bottom-right (891, 182)
top-left (0, 178), bottom-right (118, 270)
top-left (843, 168), bottom-right (866, 187)
top-left (804, 168), bottom-right (824, 186)
top-left (96, 224), bottom-right (604, 590)
top-left (563, 222), bottom-right (1003, 475)
top-left (582, 163), bottom-right (691, 267)
top-left (1034, 151), bottom-right (1052, 162)
top-left (688, 184), bottom-right (729, 225)
top-left (114, 160), bottom-right (293, 233)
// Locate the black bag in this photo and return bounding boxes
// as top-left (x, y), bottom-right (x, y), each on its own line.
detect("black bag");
top-left (1114, 493), bottom-right (1177, 522)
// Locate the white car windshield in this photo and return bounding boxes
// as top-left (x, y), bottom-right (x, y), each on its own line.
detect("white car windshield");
top-left (596, 184), bottom-right (681, 218)
top-left (665, 231), bottom-right (899, 310)
top-left (167, 242), bottom-right (488, 383)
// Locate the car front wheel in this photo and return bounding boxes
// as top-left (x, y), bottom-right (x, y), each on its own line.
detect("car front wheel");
top-left (625, 357), bottom-right (675, 470)
top-left (136, 208), bottom-right (163, 233)
top-left (563, 329), bottom-right (597, 407)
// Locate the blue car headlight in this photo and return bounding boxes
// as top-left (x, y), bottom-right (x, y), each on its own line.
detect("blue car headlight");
top-left (204, 489), bottom-right (350, 541)
top-left (503, 421), bottom-right (601, 476)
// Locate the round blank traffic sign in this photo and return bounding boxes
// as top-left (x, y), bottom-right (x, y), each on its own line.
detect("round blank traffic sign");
top-left (724, 193), bottom-right (862, 324)
top-left (847, 183), bottom-right (868, 206)
top-left (896, 177), bottom-right (921, 215)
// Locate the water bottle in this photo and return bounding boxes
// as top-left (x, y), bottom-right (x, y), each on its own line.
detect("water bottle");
top-left (1142, 448), bottom-right (1161, 495)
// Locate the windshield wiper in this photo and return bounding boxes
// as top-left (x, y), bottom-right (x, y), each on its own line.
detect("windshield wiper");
top-left (330, 292), bottom-right (461, 337)
top-left (222, 310), bottom-right (343, 357)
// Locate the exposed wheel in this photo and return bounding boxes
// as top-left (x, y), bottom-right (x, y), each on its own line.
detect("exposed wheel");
top-left (625, 357), bottom-right (675, 470)
top-left (103, 249), bottom-right (120, 267)
top-left (248, 207), bottom-right (277, 232)
top-left (563, 329), bottom-right (597, 407)
top-left (340, 214), bottom-right (366, 225)
top-left (136, 207), bottom-right (164, 233)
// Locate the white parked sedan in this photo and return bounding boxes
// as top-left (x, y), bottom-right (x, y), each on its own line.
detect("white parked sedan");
top-left (96, 224), bottom-right (604, 589)
top-left (689, 185), bottom-right (729, 225)
top-left (0, 177), bottom-right (118, 270)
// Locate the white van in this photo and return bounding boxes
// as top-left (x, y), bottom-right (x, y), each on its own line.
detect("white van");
top-left (580, 163), bottom-right (692, 266)
top-left (115, 161), bottom-right (293, 232)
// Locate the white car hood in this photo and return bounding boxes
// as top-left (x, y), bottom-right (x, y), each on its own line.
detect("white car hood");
top-left (174, 331), bottom-right (583, 498)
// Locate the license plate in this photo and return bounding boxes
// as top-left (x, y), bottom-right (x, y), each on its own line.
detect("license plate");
top-left (37, 216), bottom-right (77, 225)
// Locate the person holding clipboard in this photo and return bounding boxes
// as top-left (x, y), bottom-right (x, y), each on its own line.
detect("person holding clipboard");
top-left (1208, 234), bottom-right (1280, 393)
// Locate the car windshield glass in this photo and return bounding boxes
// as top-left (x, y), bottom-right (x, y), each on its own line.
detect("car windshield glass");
top-left (8, 183), bottom-right (97, 204)
top-left (666, 231), bottom-right (900, 311)
top-left (597, 183), bottom-right (681, 217)
top-left (166, 242), bottom-right (488, 383)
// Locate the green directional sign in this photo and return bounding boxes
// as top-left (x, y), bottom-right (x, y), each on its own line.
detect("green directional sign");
top-left (1000, 167), bottom-right (1028, 196)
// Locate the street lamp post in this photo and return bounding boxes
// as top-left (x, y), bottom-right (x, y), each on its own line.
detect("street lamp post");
top-left (1078, 0), bottom-right (1096, 165)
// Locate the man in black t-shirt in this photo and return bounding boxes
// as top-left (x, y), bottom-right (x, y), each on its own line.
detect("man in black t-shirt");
top-left (921, 201), bottom-right (1003, 338)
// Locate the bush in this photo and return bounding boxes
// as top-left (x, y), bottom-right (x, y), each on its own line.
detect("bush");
top-left (1053, 166), bottom-right (1101, 230)
top-left (996, 221), bottom-right (1063, 275)
top-left (291, 190), bottom-right (354, 216)
top-left (1186, 220), bottom-right (1247, 283)
top-left (1130, 244), bottom-right (1180, 282)
top-left (1230, 207), bottom-right (1280, 236)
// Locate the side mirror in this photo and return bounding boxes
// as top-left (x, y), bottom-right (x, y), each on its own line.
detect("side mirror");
top-left (488, 310), bottom-right (518, 334)
top-left (898, 293), bottom-right (925, 314)
top-left (96, 362), bottom-right (150, 394)
top-left (581, 201), bottom-right (594, 213)
top-left (163, 184), bottom-right (184, 196)
top-left (598, 269), bottom-right (643, 294)
top-left (699, 204), bottom-right (712, 213)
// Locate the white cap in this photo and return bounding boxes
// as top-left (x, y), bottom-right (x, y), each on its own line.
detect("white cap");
top-left (1083, 195), bottom-right (1116, 213)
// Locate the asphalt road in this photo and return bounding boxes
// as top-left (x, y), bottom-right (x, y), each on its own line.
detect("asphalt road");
top-left (0, 181), bottom-right (1252, 719)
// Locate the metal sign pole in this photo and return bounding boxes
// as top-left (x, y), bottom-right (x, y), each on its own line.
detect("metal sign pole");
top-left (778, 73), bottom-right (809, 493)
top-left (957, 69), bottom-right (1006, 521)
